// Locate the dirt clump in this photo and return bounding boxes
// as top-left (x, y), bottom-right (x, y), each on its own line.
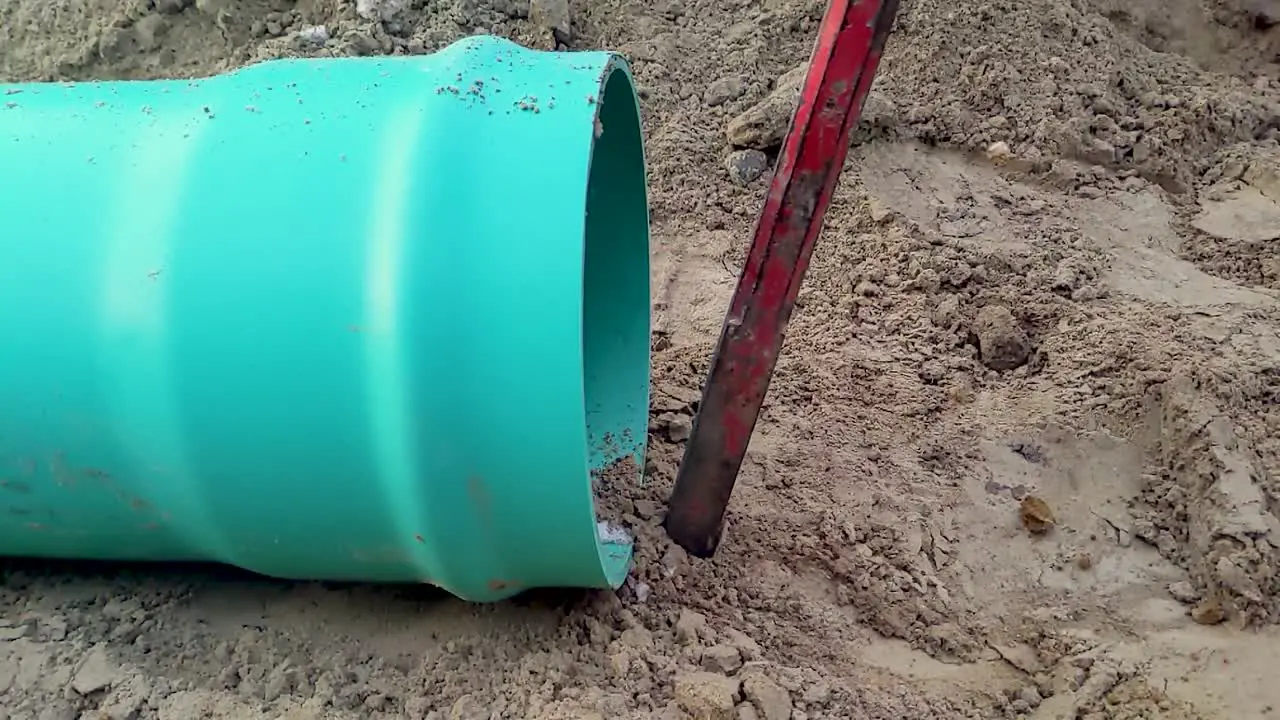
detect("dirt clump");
top-left (1134, 373), bottom-right (1280, 625)
top-left (972, 305), bottom-right (1033, 371)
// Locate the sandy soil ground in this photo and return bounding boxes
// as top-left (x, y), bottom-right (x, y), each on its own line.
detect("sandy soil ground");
top-left (5, 0), bottom-right (1280, 718)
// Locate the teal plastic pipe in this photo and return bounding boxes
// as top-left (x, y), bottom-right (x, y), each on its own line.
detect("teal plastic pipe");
top-left (0, 36), bottom-right (651, 602)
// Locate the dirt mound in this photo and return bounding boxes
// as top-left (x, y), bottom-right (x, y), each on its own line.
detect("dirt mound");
top-left (5, 0), bottom-right (1280, 718)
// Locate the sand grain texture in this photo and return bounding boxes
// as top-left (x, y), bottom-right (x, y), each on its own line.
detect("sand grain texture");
top-left (5, 0), bottom-right (1280, 717)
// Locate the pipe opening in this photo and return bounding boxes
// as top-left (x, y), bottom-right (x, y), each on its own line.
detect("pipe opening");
top-left (581, 63), bottom-right (650, 587)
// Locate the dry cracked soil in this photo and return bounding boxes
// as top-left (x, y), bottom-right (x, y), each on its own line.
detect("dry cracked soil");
top-left (5, 0), bottom-right (1280, 718)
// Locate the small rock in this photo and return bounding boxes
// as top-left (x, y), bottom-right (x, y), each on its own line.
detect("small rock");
top-left (985, 141), bottom-right (1013, 162)
top-left (663, 543), bottom-right (691, 577)
top-left (1019, 496), bottom-right (1055, 535)
top-left (619, 625), bottom-right (654, 650)
top-left (674, 672), bottom-right (741, 720)
top-left (971, 305), bottom-right (1031, 371)
top-left (42, 616), bottom-right (68, 642)
top-left (909, 268), bottom-right (942, 293)
top-left (676, 609), bottom-right (709, 645)
top-left (705, 77), bottom-right (746, 107)
top-left (1051, 261), bottom-right (1080, 292)
top-left (663, 413), bottom-right (693, 442)
top-left (100, 674), bottom-right (151, 718)
top-left (723, 628), bottom-right (762, 660)
top-left (295, 24), bottom-right (329, 45)
top-left (529, 0), bottom-right (572, 45)
top-left (858, 90), bottom-right (896, 131)
top-left (992, 643), bottom-right (1045, 674)
top-left (405, 697), bottom-right (432, 719)
top-left (1168, 581), bottom-right (1199, 604)
top-left (1071, 284), bottom-right (1101, 302)
top-left (918, 360), bottom-right (946, 384)
top-left (193, 0), bottom-right (228, 16)
top-left (702, 644), bottom-right (744, 674)
top-left (72, 645), bottom-right (117, 695)
top-left (736, 703), bottom-right (761, 720)
top-left (1216, 556), bottom-right (1265, 603)
top-left (742, 674), bottom-right (792, 720)
top-left (801, 682), bottom-right (831, 706)
top-left (133, 14), bottom-right (169, 51)
top-left (1191, 598), bottom-right (1226, 625)
top-left (97, 27), bottom-right (130, 63)
top-left (1018, 685), bottom-right (1043, 708)
top-left (1122, 175), bottom-right (1146, 192)
top-left (726, 149), bottom-right (769, 185)
top-left (932, 295), bottom-right (961, 328)
top-left (1080, 137), bottom-right (1117, 165)
top-left (726, 66), bottom-right (805, 149)
top-left (449, 694), bottom-right (487, 720)
top-left (355, 0), bottom-right (406, 21)
top-left (868, 198), bottom-right (893, 223)
top-left (609, 651), bottom-right (632, 676)
top-left (946, 263), bottom-right (973, 286)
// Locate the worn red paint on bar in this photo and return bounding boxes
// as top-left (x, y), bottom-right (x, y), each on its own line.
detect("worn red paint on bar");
top-left (664, 0), bottom-right (901, 557)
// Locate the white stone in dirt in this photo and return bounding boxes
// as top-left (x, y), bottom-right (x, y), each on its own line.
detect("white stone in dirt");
top-left (741, 673), bottom-right (792, 720)
top-left (674, 671), bottom-right (741, 720)
top-left (597, 520), bottom-right (632, 544)
top-left (295, 25), bottom-right (329, 45)
top-left (355, 0), bottom-right (406, 22)
top-left (985, 141), bottom-right (1013, 161)
top-left (71, 645), bottom-right (117, 695)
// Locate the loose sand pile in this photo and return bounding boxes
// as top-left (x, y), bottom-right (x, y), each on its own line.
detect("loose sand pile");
top-left (4, 0), bottom-right (1280, 717)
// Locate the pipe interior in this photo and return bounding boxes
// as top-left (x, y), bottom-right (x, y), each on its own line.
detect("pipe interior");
top-left (581, 64), bottom-right (651, 584)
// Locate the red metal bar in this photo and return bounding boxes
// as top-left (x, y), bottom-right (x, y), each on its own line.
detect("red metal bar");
top-left (663, 0), bottom-right (900, 557)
